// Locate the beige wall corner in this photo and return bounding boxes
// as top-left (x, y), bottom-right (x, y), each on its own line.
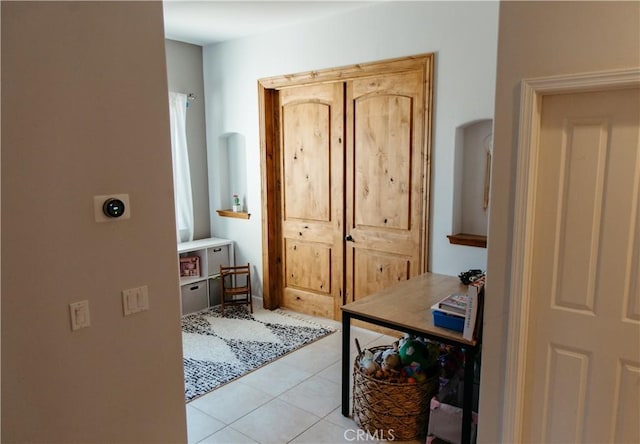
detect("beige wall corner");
top-left (1, 2), bottom-right (187, 442)
top-left (482, 1), bottom-right (640, 442)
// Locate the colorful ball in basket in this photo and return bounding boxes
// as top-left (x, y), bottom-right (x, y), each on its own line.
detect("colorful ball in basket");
top-left (398, 338), bottom-right (432, 369)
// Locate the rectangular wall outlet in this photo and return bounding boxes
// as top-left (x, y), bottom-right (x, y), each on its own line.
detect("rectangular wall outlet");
top-left (122, 285), bottom-right (149, 316)
top-left (69, 300), bottom-right (91, 331)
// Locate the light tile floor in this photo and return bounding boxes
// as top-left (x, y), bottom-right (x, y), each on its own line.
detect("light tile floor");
top-left (185, 309), bottom-right (425, 444)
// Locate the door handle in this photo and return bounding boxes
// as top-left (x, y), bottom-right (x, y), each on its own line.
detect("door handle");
top-left (345, 234), bottom-right (354, 242)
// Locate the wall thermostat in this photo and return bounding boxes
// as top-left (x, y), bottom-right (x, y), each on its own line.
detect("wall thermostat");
top-left (103, 198), bottom-right (126, 218)
top-left (94, 194), bottom-right (131, 222)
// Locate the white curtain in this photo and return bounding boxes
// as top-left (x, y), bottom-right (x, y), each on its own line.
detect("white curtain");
top-left (169, 92), bottom-right (194, 243)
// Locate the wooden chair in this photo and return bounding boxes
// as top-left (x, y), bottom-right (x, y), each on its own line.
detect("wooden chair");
top-left (219, 263), bottom-right (253, 315)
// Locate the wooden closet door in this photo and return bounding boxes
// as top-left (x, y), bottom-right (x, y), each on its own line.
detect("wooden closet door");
top-left (278, 83), bottom-right (345, 319)
top-left (345, 70), bottom-right (426, 302)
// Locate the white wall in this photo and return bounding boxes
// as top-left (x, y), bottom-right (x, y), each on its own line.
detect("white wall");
top-left (1, 2), bottom-right (187, 442)
top-left (481, 1), bottom-right (640, 442)
top-left (203, 1), bottom-right (499, 293)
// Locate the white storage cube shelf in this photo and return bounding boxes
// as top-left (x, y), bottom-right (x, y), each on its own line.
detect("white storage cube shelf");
top-left (178, 237), bottom-right (234, 315)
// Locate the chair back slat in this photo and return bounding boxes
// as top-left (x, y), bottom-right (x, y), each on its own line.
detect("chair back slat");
top-left (219, 263), bottom-right (253, 315)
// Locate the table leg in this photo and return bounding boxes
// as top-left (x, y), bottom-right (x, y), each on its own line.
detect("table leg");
top-left (341, 312), bottom-right (351, 417)
top-left (461, 346), bottom-right (476, 443)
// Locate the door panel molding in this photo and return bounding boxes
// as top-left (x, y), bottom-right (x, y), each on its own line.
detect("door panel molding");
top-left (541, 343), bottom-right (591, 443)
top-left (503, 67), bottom-right (640, 443)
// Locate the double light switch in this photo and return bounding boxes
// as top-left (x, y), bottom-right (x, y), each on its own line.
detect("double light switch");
top-left (122, 285), bottom-right (149, 316)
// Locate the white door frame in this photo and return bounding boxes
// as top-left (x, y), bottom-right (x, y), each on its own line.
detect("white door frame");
top-left (502, 67), bottom-right (640, 442)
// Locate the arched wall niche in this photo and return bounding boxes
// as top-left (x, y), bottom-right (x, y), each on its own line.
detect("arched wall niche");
top-left (449, 119), bottom-right (492, 248)
top-left (215, 132), bottom-right (251, 219)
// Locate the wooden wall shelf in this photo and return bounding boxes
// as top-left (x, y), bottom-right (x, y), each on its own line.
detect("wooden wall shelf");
top-left (216, 209), bottom-right (251, 219)
top-left (447, 233), bottom-right (487, 248)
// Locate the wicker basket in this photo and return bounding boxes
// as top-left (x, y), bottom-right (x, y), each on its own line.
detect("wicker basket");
top-left (352, 346), bottom-right (439, 441)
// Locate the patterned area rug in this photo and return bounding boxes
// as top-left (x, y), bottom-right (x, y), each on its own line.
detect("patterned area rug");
top-left (182, 304), bottom-right (336, 402)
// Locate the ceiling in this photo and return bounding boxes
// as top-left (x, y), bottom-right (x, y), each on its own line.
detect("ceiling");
top-left (163, 1), bottom-right (375, 46)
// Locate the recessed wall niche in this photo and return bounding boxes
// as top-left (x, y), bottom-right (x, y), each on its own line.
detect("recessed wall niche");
top-left (216, 132), bottom-right (250, 219)
top-left (448, 119), bottom-right (493, 248)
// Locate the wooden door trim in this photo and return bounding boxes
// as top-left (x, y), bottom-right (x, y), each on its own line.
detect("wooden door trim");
top-left (258, 54), bottom-right (434, 312)
top-left (259, 55), bottom-right (431, 90)
top-left (258, 84), bottom-right (281, 309)
top-left (503, 67), bottom-right (640, 443)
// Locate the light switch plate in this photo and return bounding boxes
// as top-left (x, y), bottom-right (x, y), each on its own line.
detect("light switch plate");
top-left (122, 288), bottom-right (137, 316)
top-left (70, 300), bottom-right (91, 331)
top-left (122, 285), bottom-right (149, 316)
top-left (137, 285), bottom-right (149, 311)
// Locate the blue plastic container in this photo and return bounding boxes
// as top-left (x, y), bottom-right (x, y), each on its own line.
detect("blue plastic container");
top-left (432, 309), bottom-right (464, 332)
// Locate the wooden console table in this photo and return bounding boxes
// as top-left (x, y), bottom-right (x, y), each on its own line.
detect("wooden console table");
top-left (341, 272), bottom-right (480, 443)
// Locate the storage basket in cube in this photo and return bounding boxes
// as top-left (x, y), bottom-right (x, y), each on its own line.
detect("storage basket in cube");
top-left (352, 346), bottom-right (439, 441)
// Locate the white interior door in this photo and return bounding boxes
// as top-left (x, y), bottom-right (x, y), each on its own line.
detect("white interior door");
top-left (522, 86), bottom-right (640, 443)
